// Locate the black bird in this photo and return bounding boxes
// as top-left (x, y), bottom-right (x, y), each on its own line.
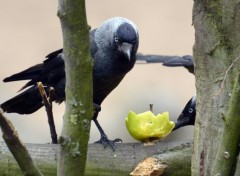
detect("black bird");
top-left (158, 55), bottom-right (196, 129)
top-left (0, 17), bottom-right (139, 149)
top-left (159, 55), bottom-right (196, 130)
top-left (173, 96), bottom-right (196, 131)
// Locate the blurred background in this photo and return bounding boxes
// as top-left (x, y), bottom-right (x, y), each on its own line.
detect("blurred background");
top-left (0, 0), bottom-right (195, 144)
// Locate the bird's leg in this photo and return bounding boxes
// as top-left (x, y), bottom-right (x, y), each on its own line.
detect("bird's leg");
top-left (93, 103), bottom-right (122, 151)
top-left (93, 118), bottom-right (122, 151)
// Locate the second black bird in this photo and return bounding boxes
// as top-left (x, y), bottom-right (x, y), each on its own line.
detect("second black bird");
top-left (173, 96), bottom-right (196, 131)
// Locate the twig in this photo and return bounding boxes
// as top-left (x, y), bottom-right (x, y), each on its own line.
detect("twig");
top-left (215, 56), bottom-right (240, 96)
top-left (0, 108), bottom-right (43, 176)
top-left (37, 82), bottom-right (58, 144)
top-left (48, 87), bottom-right (55, 103)
top-left (149, 104), bottom-right (153, 112)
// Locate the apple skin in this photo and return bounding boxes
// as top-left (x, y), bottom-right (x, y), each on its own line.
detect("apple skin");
top-left (125, 111), bottom-right (175, 142)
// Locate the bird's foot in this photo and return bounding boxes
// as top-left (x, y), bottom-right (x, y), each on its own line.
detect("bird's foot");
top-left (95, 134), bottom-right (122, 151)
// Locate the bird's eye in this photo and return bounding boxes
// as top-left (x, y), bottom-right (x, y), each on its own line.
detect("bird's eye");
top-left (114, 37), bottom-right (119, 43)
top-left (188, 108), bottom-right (193, 113)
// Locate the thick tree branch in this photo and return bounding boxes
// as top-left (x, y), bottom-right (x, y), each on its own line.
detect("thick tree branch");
top-left (0, 140), bottom-right (192, 176)
top-left (57, 0), bottom-right (93, 175)
top-left (0, 110), bottom-right (42, 176)
top-left (1, 140), bottom-right (240, 175)
top-left (212, 73), bottom-right (240, 175)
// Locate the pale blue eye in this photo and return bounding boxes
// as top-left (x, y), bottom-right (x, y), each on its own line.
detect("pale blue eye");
top-left (114, 37), bottom-right (119, 43)
top-left (189, 108), bottom-right (193, 113)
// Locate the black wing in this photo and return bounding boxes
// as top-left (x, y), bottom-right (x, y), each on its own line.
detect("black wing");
top-left (3, 49), bottom-right (65, 91)
top-left (1, 49), bottom-right (65, 114)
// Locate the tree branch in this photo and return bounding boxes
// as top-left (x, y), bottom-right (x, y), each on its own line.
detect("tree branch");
top-left (0, 140), bottom-right (192, 176)
top-left (37, 82), bottom-right (58, 144)
top-left (1, 140), bottom-right (240, 175)
top-left (57, 0), bottom-right (93, 175)
top-left (212, 73), bottom-right (240, 175)
top-left (0, 109), bottom-right (42, 176)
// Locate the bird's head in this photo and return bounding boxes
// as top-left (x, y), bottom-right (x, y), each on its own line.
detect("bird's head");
top-left (95, 17), bottom-right (139, 61)
top-left (173, 96), bottom-right (196, 131)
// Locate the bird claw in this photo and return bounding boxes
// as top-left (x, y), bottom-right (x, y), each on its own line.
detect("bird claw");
top-left (94, 135), bottom-right (122, 151)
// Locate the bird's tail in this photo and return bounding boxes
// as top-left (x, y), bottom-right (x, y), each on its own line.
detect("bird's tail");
top-left (3, 64), bottom-right (43, 83)
top-left (3, 64), bottom-right (43, 91)
top-left (1, 86), bottom-right (44, 114)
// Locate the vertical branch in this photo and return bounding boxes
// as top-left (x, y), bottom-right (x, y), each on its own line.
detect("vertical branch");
top-left (0, 109), bottom-right (42, 176)
top-left (37, 82), bottom-right (58, 144)
top-left (57, 0), bottom-right (93, 175)
top-left (211, 73), bottom-right (240, 175)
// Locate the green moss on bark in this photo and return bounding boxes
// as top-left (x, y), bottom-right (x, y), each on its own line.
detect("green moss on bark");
top-left (0, 154), bottom-right (56, 176)
top-left (212, 73), bottom-right (240, 175)
top-left (57, 0), bottom-right (93, 175)
top-left (193, 0), bottom-right (240, 175)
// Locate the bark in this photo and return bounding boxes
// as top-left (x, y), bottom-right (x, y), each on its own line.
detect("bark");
top-left (1, 141), bottom-right (240, 175)
top-left (37, 82), bottom-right (57, 144)
top-left (212, 73), bottom-right (240, 175)
top-left (0, 110), bottom-right (42, 176)
top-left (192, 0), bottom-right (240, 175)
top-left (0, 141), bottom-right (192, 176)
top-left (57, 0), bottom-right (93, 175)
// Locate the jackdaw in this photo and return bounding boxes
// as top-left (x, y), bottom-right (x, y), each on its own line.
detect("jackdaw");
top-left (157, 56), bottom-right (196, 129)
top-left (137, 54), bottom-right (196, 130)
top-left (173, 96), bottom-right (196, 131)
top-left (1, 17), bottom-right (139, 150)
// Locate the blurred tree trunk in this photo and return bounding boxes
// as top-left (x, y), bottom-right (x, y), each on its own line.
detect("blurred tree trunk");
top-left (57, 0), bottom-right (93, 175)
top-left (192, 0), bottom-right (240, 175)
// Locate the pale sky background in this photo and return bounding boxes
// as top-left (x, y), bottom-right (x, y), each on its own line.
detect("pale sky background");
top-left (0, 0), bottom-right (195, 144)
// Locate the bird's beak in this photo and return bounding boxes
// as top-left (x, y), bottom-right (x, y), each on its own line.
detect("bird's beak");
top-left (172, 113), bottom-right (186, 131)
top-left (119, 42), bottom-right (133, 60)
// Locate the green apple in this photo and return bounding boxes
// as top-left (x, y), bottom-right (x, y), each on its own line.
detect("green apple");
top-left (125, 111), bottom-right (175, 142)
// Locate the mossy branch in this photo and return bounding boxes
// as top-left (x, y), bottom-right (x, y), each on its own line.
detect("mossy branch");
top-left (57, 0), bottom-right (93, 175)
top-left (0, 109), bottom-right (42, 176)
top-left (211, 73), bottom-right (240, 175)
top-left (1, 140), bottom-right (240, 175)
top-left (0, 141), bottom-right (193, 176)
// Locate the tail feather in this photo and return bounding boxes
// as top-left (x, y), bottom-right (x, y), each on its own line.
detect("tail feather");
top-left (1, 86), bottom-right (44, 114)
top-left (3, 64), bottom-right (43, 82)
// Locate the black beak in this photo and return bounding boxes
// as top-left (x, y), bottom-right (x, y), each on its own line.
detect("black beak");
top-left (119, 42), bottom-right (133, 60)
top-left (173, 113), bottom-right (188, 131)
